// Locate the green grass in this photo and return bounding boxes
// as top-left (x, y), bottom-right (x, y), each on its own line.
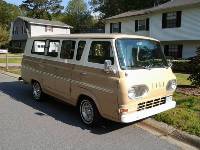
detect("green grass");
top-left (175, 73), bottom-right (191, 85)
top-left (155, 73), bottom-right (200, 136)
top-left (0, 53), bottom-right (23, 64)
top-left (0, 53), bottom-right (23, 57)
top-left (155, 93), bottom-right (200, 136)
top-left (0, 58), bottom-right (22, 64)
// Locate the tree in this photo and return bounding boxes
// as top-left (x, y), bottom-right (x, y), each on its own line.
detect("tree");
top-left (0, 25), bottom-right (9, 46)
top-left (90, 0), bottom-right (170, 18)
top-left (189, 47), bottom-right (200, 87)
top-left (0, 0), bottom-right (20, 27)
top-left (20, 0), bottom-right (64, 20)
top-left (61, 0), bottom-right (94, 32)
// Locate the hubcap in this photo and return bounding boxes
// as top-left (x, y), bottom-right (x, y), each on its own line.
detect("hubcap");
top-left (33, 82), bottom-right (41, 100)
top-left (80, 100), bottom-right (94, 124)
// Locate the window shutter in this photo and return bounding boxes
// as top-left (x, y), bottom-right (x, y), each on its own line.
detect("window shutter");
top-left (135, 20), bottom-right (138, 32)
top-left (162, 13), bottom-right (167, 28)
top-left (45, 26), bottom-right (47, 32)
top-left (164, 45), bottom-right (169, 56)
top-left (118, 22), bottom-right (121, 33)
top-left (178, 45), bottom-right (183, 58)
top-left (110, 23), bottom-right (113, 33)
top-left (176, 11), bottom-right (182, 27)
top-left (146, 18), bottom-right (149, 31)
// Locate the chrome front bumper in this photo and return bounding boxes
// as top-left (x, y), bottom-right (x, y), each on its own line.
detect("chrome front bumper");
top-left (120, 100), bottom-right (176, 123)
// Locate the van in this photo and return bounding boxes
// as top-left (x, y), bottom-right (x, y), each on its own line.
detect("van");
top-left (21, 34), bottom-right (176, 126)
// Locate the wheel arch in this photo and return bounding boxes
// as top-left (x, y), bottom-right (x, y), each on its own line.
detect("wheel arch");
top-left (76, 92), bottom-right (103, 117)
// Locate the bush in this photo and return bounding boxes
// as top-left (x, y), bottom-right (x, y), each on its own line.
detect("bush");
top-left (8, 46), bottom-right (24, 53)
top-left (172, 60), bottom-right (191, 73)
top-left (189, 47), bottom-right (200, 87)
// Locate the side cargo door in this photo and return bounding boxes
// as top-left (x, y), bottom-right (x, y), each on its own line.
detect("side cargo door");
top-left (54, 40), bottom-right (77, 103)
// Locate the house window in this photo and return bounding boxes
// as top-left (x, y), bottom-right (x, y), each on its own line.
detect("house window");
top-left (162, 11), bottom-right (182, 28)
top-left (110, 22), bottom-right (121, 33)
top-left (45, 26), bottom-right (53, 32)
top-left (135, 19), bottom-right (149, 32)
top-left (164, 44), bottom-right (183, 59)
top-left (13, 27), bottom-right (18, 35)
top-left (138, 20), bottom-right (146, 30)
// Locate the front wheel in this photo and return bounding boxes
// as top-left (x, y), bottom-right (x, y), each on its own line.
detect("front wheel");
top-left (79, 99), bottom-right (100, 126)
top-left (32, 81), bottom-right (43, 101)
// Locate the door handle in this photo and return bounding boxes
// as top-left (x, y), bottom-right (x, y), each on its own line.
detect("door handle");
top-left (80, 72), bottom-right (87, 76)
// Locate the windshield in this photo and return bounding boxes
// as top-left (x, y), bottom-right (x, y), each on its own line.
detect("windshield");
top-left (116, 39), bottom-right (168, 70)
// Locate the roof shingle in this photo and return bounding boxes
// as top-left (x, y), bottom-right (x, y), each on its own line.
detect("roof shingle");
top-left (106, 0), bottom-right (200, 20)
top-left (18, 16), bottom-right (73, 28)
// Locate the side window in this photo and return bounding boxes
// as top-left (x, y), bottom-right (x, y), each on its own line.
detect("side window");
top-left (47, 40), bottom-right (60, 57)
top-left (88, 41), bottom-right (114, 64)
top-left (31, 40), bottom-right (45, 55)
top-left (60, 40), bottom-right (76, 59)
top-left (76, 41), bottom-right (86, 61)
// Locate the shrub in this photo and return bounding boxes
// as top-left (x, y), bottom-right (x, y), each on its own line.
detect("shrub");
top-left (8, 46), bottom-right (24, 53)
top-left (172, 60), bottom-right (191, 73)
top-left (188, 47), bottom-right (200, 87)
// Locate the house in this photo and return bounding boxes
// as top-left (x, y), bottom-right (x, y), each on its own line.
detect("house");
top-left (105, 0), bottom-right (200, 59)
top-left (10, 16), bottom-right (72, 51)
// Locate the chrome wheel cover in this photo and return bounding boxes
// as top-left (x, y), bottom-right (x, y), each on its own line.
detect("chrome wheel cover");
top-left (80, 100), bottom-right (94, 124)
top-left (32, 82), bottom-right (41, 100)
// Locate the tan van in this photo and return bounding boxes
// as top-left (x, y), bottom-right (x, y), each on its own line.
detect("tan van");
top-left (21, 34), bottom-right (176, 126)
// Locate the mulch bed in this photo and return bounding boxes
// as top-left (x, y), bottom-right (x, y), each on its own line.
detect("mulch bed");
top-left (176, 85), bottom-right (200, 97)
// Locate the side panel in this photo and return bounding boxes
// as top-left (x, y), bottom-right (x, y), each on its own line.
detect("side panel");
top-left (22, 55), bottom-right (74, 104)
top-left (71, 65), bottom-right (120, 121)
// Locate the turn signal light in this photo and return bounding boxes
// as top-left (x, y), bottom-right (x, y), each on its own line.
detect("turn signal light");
top-left (119, 108), bottom-right (128, 113)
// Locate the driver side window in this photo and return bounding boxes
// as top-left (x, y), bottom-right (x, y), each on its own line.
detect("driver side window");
top-left (88, 41), bottom-right (114, 65)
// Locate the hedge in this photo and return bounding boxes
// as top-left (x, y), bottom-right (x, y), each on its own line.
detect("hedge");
top-left (171, 60), bottom-right (192, 73)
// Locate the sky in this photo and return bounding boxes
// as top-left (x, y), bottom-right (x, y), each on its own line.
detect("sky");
top-left (5, 0), bottom-right (76, 7)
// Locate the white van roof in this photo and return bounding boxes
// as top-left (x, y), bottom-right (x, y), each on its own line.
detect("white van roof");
top-left (31, 33), bottom-right (159, 41)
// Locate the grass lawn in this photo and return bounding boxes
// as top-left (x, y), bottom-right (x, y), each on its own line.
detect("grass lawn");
top-left (175, 73), bottom-right (191, 85)
top-left (155, 93), bottom-right (200, 136)
top-left (0, 58), bottom-right (22, 64)
top-left (0, 53), bottom-right (22, 64)
top-left (155, 73), bottom-right (200, 136)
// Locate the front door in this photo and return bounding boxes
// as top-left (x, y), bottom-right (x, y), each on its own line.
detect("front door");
top-left (71, 40), bottom-right (120, 120)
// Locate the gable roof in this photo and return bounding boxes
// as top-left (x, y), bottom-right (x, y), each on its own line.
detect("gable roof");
top-left (17, 16), bottom-right (73, 28)
top-left (106, 0), bottom-right (200, 20)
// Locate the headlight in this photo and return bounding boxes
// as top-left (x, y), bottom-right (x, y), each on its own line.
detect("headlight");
top-left (128, 85), bottom-right (149, 100)
top-left (166, 79), bottom-right (177, 91)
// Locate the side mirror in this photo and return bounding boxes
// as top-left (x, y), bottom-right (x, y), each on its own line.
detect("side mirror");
top-left (168, 59), bottom-right (173, 68)
top-left (104, 60), bottom-right (116, 74)
top-left (104, 60), bottom-right (112, 72)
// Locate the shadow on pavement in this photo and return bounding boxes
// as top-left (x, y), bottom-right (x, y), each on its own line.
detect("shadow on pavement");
top-left (0, 81), bottom-right (135, 135)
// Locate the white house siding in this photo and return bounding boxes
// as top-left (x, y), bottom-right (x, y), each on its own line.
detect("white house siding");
top-left (150, 7), bottom-right (200, 41)
top-left (31, 24), bottom-right (70, 37)
top-left (182, 42), bottom-right (199, 58)
top-left (105, 17), bottom-right (149, 37)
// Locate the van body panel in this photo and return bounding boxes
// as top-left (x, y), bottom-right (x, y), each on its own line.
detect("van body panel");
top-left (21, 34), bottom-right (176, 123)
top-left (71, 65), bottom-right (120, 120)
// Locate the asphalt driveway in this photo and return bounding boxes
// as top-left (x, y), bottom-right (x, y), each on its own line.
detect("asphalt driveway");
top-left (0, 73), bottom-right (180, 150)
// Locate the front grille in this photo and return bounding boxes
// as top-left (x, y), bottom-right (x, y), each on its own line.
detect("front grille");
top-left (137, 97), bottom-right (166, 111)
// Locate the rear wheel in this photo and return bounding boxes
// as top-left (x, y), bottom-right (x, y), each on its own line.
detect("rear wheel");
top-left (32, 81), bottom-right (43, 101)
top-left (79, 98), bottom-right (100, 126)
